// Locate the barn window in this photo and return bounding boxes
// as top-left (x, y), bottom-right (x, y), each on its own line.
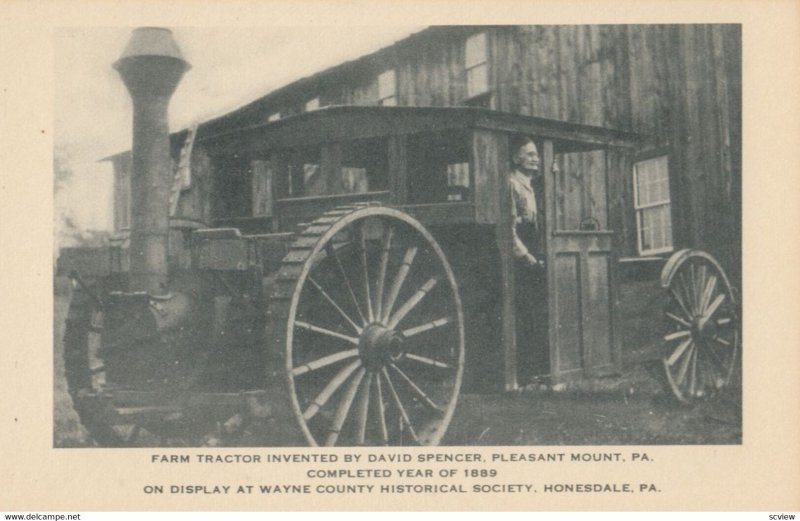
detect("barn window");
top-left (633, 155), bottom-right (674, 255)
top-left (465, 32), bottom-right (489, 99)
top-left (378, 69), bottom-right (397, 106)
top-left (305, 97), bottom-right (320, 112)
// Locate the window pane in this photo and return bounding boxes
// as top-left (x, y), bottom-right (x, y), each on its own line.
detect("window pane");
top-left (342, 167), bottom-right (369, 193)
top-left (446, 162), bottom-right (470, 201)
top-left (467, 64), bottom-right (488, 97)
top-left (465, 33), bottom-right (487, 68)
top-left (635, 156), bottom-right (669, 206)
top-left (639, 204), bottom-right (673, 252)
top-left (302, 163), bottom-right (323, 195)
top-left (447, 162), bottom-right (470, 187)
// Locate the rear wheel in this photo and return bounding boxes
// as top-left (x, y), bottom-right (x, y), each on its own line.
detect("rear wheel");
top-left (660, 250), bottom-right (740, 404)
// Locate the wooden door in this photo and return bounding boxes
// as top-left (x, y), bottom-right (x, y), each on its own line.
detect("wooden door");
top-left (542, 141), bottom-right (622, 385)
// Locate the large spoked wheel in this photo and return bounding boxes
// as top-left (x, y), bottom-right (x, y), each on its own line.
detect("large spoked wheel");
top-left (660, 249), bottom-right (740, 404)
top-left (272, 205), bottom-right (465, 446)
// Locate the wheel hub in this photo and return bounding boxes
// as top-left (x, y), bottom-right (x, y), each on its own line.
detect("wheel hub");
top-left (358, 324), bottom-right (404, 370)
top-left (692, 315), bottom-right (718, 340)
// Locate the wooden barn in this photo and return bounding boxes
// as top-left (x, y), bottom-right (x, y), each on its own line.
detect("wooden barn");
top-left (104, 24), bottom-right (741, 387)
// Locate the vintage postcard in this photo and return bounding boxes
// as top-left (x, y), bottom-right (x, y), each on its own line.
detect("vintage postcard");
top-left (0, 0), bottom-right (798, 512)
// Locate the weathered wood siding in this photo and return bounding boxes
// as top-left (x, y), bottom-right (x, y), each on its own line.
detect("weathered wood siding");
top-left (281, 25), bottom-right (740, 269)
top-left (491, 25), bottom-right (740, 273)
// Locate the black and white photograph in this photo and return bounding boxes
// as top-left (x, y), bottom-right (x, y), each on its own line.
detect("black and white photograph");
top-left (1, 0), bottom-right (798, 513)
top-left (53, 24), bottom-right (744, 448)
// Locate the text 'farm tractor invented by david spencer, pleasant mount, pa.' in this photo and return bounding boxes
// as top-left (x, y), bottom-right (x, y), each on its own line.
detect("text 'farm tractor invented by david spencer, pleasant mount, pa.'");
top-left (58, 28), bottom-right (741, 447)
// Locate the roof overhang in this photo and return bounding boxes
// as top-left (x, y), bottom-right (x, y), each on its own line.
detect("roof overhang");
top-left (201, 105), bottom-right (647, 156)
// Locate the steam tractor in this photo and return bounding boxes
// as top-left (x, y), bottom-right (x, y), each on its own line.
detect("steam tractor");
top-left (58, 28), bottom-right (741, 447)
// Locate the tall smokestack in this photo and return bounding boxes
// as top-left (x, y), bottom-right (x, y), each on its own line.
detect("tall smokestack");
top-left (114, 27), bottom-right (190, 295)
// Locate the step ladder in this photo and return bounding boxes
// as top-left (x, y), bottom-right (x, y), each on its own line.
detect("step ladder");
top-left (169, 123), bottom-right (199, 217)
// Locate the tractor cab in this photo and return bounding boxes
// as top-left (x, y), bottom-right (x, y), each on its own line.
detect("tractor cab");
top-left (199, 106), bottom-right (644, 391)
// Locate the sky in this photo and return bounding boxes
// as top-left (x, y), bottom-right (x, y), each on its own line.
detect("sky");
top-left (54, 26), bottom-right (423, 231)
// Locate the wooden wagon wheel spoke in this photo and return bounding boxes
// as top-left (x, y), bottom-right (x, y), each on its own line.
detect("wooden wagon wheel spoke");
top-left (326, 243), bottom-right (367, 325)
top-left (325, 367), bottom-right (366, 447)
top-left (356, 224), bottom-right (375, 323)
top-left (373, 226), bottom-right (394, 321)
top-left (687, 345), bottom-right (699, 397)
top-left (291, 349), bottom-right (360, 377)
top-left (401, 317), bottom-right (452, 338)
top-left (692, 263), bottom-right (708, 313)
top-left (669, 287), bottom-right (694, 322)
top-left (388, 363), bottom-right (444, 413)
top-left (380, 368), bottom-right (419, 444)
top-left (665, 312), bottom-right (692, 329)
top-left (302, 360), bottom-right (362, 421)
top-left (701, 339), bottom-right (726, 369)
top-left (386, 277), bottom-right (439, 329)
top-left (711, 336), bottom-right (732, 347)
top-left (404, 353), bottom-right (451, 370)
top-left (354, 372), bottom-right (373, 445)
top-left (699, 275), bottom-right (718, 314)
top-left (374, 374), bottom-right (389, 445)
top-left (674, 341), bottom-right (696, 387)
top-left (307, 277), bottom-right (363, 335)
top-left (670, 271), bottom-right (693, 319)
top-left (381, 246), bottom-right (418, 323)
top-left (666, 338), bottom-right (693, 367)
top-left (661, 250), bottom-right (740, 404)
top-left (275, 206), bottom-right (464, 446)
top-left (703, 293), bottom-right (726, 320)
top-left (664, 329), bottom-right (691, 342)
top-left (702, 340), bottom-right (734, 389)
top-left (702, 352), bottom-right (723, 390)
top-left (294, 320), bottom-right (359, 345)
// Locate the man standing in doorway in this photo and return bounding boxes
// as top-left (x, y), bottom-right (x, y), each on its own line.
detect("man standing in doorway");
top-left (508, 135), bottom-right (549, 383)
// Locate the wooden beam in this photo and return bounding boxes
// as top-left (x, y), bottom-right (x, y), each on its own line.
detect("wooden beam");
top-left (543, 139), bottom-right (559, 384)
top-left (388, 136), bottom-right (408, 204)
top-left (495, 136), bottom-right (517, 391)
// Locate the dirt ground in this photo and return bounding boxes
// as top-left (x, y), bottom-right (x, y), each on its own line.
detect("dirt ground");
top-left (53, 280), bottom-right (741, 447)
top-left (445, 367), bottom-right (741, 446)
